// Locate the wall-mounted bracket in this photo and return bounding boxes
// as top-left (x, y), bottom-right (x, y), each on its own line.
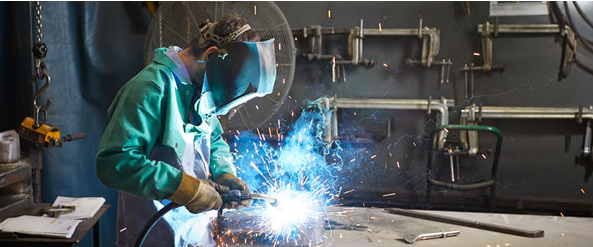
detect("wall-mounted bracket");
top-left (475, 22), bottom-right (576, 80)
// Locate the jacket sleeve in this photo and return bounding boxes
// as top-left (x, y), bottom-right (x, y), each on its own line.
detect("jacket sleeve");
top-left (95, 76), bottom-right (182, 200)
top-left (209, 117), bottom-right (237, 181)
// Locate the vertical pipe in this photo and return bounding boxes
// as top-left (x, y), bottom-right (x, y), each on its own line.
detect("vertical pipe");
top-left (450, 155), bottom-right (455, 182)
top-left (350, 28), bottom-right (359, 64)
top-left (323, 97), bottom-right (332, 143)
top-left (464, 64), bottom-right (469, 99)
top-left (358, 19), bottom-right (364, 62)
top-left (583, 119), bottom-right (592, 157)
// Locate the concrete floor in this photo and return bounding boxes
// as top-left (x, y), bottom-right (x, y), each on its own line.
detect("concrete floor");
top-left (321, 206), bottom-right (593, 247)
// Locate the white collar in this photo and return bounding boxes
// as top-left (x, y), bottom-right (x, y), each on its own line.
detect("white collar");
top-left (164, 46), bottom-right (191, 84)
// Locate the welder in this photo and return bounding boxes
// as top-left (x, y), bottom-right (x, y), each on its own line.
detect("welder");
top-left (95, 14), bottom-right (276, 247)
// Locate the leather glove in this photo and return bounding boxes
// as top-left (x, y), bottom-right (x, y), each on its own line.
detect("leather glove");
top-left (168, 172), bottom-right (229, 214)
top-left (215, 173), bottom-right (252, 209)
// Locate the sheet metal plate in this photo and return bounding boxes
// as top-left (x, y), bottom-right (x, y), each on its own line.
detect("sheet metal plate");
top-left (219, 208), bottom-right (325, 246)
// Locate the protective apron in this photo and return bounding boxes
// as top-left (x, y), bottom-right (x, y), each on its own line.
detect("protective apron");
top-left (115, 49), bottom-right (218, 247)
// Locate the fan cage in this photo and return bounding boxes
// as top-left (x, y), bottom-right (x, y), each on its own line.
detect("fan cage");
top-left (144, 1), bottom-right (295, 130)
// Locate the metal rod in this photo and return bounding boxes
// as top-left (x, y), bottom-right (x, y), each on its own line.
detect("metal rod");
top-left (584, 120), bottom-right (592, 156)
top-left (385, 208), bottom-right (545, 238)
top-left (470, 63), bottom-right (474, 98)
top-left (478, 24), bottom-right (562, 34)
top-left (334, 98), bottom-right (455, 127)
top-left (461, 106), bottom-right (593, 119)
top-left (450, 155), bottom-right (455, 182)
top-left (464, 64), bottom-right (468, 99)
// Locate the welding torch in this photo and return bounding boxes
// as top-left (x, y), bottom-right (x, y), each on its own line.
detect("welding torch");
top-left (221, 190), bottom-right (279, 207)
top-left (134, 189), bottom-right (279, 247)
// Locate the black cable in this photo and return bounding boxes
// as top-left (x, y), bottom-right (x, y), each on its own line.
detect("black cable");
top-left (133, 202), bottom-right (181, 247)
top-left (559, 1), bottom-right (593, 75)
top-left (563, 1), bottom-right (593, 51)
top-left (573, 1), bottom-right (593, 30)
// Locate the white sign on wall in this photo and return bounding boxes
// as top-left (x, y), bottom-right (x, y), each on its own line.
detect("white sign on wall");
top-left (490, 1), bottom-right (549, 17)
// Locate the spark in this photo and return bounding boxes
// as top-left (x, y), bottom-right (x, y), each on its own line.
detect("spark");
top-left (328, 9), bottom-right (331, 19)
top-left (383, 63), bottom-right (388, 67)
top-left (482, 153), bottom-right (487, 159)
top-left (379, 23), bottom-right (382, 32)
top-left (397, 161), bottom-right (400, 168)
top-left (256, 105), bottom-right (259, 110)
top-left (119, 228), bottom-right (127, 232)
top-left (473, 52), bottom-right (480, 56)
top-left (582, 189), bottom-right (586, 193)
top-left (279, 43), bottom-right (282, 50)
top-left (254, 5), bottom-right (257, 15)
top-left (560, 212), bottom-right (564, 217)
top-left (294, 37), bottom-right (298, 41)
top-left (343, 189), bottom-right (355, 194)
top-left (383, 193), bottom-right (396, 197)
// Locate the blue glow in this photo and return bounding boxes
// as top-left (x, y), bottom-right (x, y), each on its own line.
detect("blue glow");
top-left (229, 103), bottom-right (342, 243)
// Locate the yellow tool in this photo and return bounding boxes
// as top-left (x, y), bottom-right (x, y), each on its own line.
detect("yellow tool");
top-left (19, 117), bottom-right (61, 147)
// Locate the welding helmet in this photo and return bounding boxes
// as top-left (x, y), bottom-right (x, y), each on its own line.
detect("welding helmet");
top-left (202, 38), bottom-right (277, 115)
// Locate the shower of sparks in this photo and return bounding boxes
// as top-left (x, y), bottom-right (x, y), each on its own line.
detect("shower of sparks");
top-left (227, 102), bottom-right (343, 244)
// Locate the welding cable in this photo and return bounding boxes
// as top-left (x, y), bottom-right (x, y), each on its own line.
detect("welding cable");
top-left (133, 202), bottom-right (181, 247)
top-left (551, 1), bottom-right (593, 76)
top-left (573, 2), bottom-right (593, 31)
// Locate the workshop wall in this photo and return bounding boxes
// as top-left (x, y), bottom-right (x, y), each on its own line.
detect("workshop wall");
top-left (0, 2), bottom-right (151, 246)
top-left (1, 1), bottom-right (593, 246)
top-left (271, 1), bottom-right (593, 214)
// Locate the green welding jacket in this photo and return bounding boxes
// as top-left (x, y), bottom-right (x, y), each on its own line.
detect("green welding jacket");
top-left (95, 48), bottom-right (236, 200)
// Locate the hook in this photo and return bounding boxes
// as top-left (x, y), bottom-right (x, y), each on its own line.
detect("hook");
top-left (32, 69), bottom-right (51, 128)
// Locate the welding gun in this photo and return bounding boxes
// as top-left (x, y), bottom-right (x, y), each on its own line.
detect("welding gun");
top-left (221, 190), bottom-right (279, 207)
top-left (134, 189), bottom-right (278, 247)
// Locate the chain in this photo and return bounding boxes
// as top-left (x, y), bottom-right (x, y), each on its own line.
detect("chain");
top-left (35, 1), bottom-right (42, 44)
top-left (31, 1), bottom-right (51, 128)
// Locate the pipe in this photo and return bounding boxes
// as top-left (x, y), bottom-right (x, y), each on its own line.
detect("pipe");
top-left (333, 98), bottom-right (455, 126)
top-left (461, 106), bottom-right (593, 119)
top-left (584, 120), bottom-right (592, 157)
top-left (461, 105), bottom-right (593, 157)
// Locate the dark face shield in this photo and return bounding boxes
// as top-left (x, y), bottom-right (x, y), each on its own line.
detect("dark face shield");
top-left (204, 39), bottom-right (277, 115)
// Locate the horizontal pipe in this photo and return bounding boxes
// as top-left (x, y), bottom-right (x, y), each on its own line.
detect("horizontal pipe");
top-left (461, 106), bottom-right (593, 119)
top-left (478, 24), bottom-right (561, 34)
top-left (334, 98), bottom-right (455, 128)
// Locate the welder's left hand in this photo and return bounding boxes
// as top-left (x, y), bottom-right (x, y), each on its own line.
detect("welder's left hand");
top-left (215, 173), bottom-right (253, 209)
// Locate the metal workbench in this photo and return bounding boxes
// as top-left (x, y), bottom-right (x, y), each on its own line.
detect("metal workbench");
top-left (323, 206), bottom-right (591, 247)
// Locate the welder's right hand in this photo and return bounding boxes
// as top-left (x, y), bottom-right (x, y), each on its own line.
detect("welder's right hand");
top-left (168, 173), bottom-right (230, 214)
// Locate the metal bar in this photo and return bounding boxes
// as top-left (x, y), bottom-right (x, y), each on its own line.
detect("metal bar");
top-left (584, 120), bottom-right (592, 156)
top-left (385, 208), bottom-right (545, 238)
top-left (478, 24), bottom-right (561, 34)
top-left (461, 106), bottom-right (593, 120)
top-left (362, 28), bottom-right (421, 36)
